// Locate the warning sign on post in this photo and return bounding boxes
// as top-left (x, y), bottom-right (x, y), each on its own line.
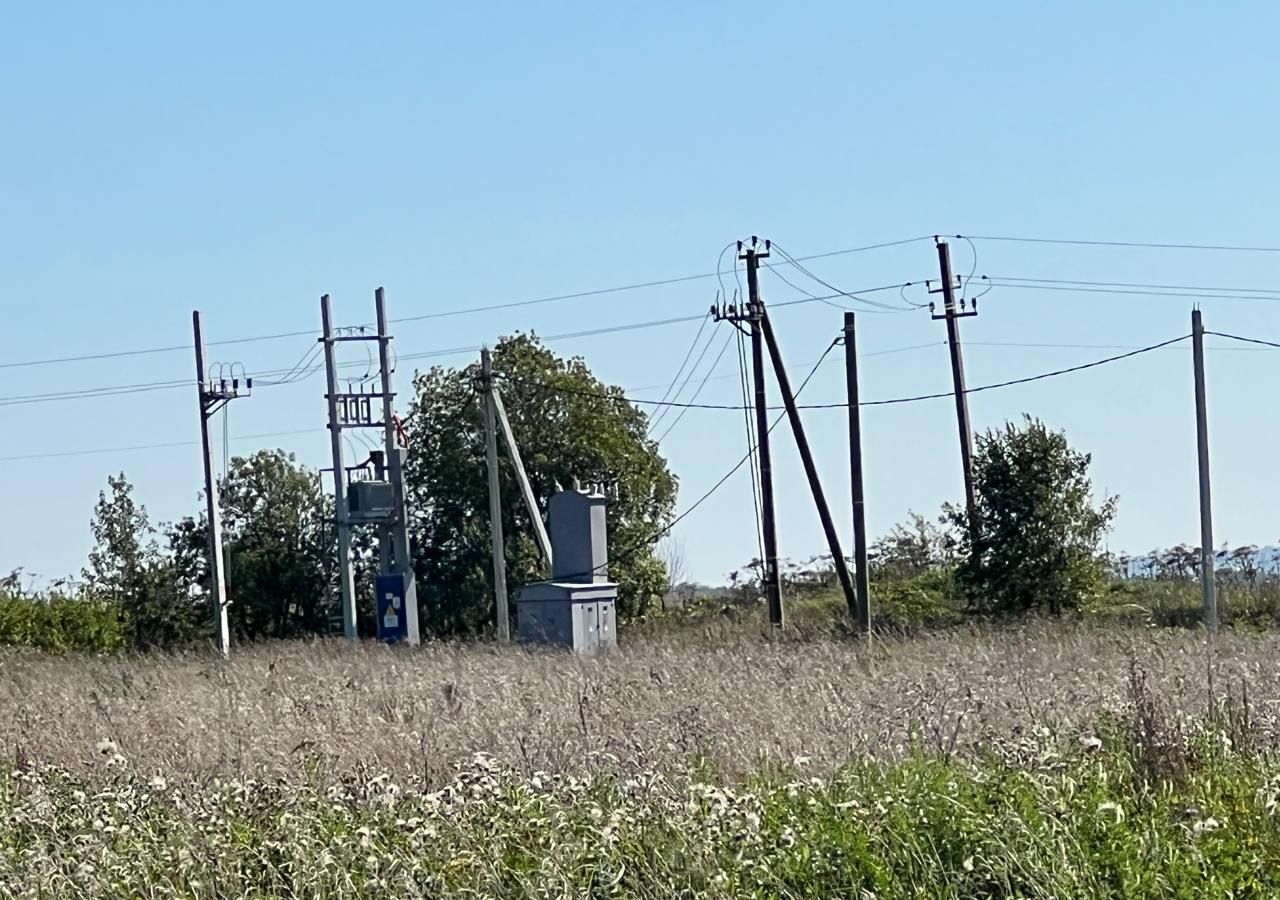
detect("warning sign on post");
top-left (375, 573), bottom-right (409, 643)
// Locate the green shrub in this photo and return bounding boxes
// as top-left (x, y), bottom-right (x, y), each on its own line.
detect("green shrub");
top-left (0, 592), bottom-right (125, 653)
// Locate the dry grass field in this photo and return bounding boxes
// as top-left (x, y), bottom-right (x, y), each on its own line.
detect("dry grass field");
top-left (5, 624), bottom-right (1280, 897)
top-left (2, 623), bottom-right (1274, 784)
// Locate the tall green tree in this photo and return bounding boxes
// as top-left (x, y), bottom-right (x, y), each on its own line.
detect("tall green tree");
top-left (83, 474), bottom-right (204, 648)
top-left (951, 416), bottom-right (1116, 615)
top-left (171, 450), bottom-right (340, 641)
top-left (402, 333), bottom-right (678, 636)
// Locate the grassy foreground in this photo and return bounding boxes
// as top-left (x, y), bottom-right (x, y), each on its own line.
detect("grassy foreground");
top-left (5, 728), bottom-right (1280, 898)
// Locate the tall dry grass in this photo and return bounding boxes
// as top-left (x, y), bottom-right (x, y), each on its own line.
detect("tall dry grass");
top-left (2, 623), bottom-right (1276, 786)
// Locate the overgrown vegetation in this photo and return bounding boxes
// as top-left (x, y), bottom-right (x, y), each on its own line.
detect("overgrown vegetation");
top-left (2, 335), bottom-right (679, 653)
top-left (3, 627), bottom-right (1280, 896)
top-left (0, 572), bottom-right (123, 653)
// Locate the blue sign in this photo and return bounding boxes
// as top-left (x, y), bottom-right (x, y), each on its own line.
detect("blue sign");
top-left (375, 573), bottom-right (408, 643)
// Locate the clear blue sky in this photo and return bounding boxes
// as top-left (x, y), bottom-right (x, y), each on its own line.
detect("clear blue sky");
top-left (3, 2), bottom-right (1279, 586)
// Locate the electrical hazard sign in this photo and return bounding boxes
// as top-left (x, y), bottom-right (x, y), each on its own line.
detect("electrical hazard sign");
top-left (375, 574), bottom-right (409, 643)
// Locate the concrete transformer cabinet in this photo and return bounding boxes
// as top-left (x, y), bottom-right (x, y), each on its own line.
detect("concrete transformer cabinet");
top-left (516, 485), bottom-right (618, 654)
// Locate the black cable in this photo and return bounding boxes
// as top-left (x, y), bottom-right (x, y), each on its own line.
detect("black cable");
top-left (509, 334), bottom-right (1190, 410)
top-left (736, 325), bottom-right (765, 567)
top-left (859, 335), bottom-right (1192, 407)
top-left (962, 234), bottom-right (1280, 253)
top-left (769, 242), bottom-right (918, 313)
top-left (985, 274), bottom-right (1280, 295)
top-left (653, 330), bottom-right (735, 443)
top-left (646, 313), bottom-right (713, 432)
top-left (526, 337), bottom-right (844, 585)
top-left (1205, 331), bottom-right (1280, 350)
top-left (981, 280), bottom-right (1280, 303)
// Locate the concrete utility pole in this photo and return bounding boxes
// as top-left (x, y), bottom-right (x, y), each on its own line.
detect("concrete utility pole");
top-left (481, 347), bottom-right (511, 641)
top-left (843, 312), bottom-right (872, 634)
top-left (320, 294), bottom-right (358, 639)
top-left (492, 387), bottom-right (553, 567)
top-left (191, 311), bottom-right (250, 657)
top-left (931, 239), bottom-right (978, 524)
top-left (760, 308), bottom-right (859, 625)
top-left (375, 288), bottom-right (420, 645)
top-left (712, 238), bottom-right (783, 625)
top-left (1192, 308), bottom-right (1217, 632)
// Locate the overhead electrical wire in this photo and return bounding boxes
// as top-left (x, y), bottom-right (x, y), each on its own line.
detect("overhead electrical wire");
top-left (961, 234), bottom-right (1280, 253)
top-left (510, 334), bottom-right (1191, 411)
top-left (735, 324), bottom-right (765, 567)
top-left (0, 284), bottom-right (917, 410)
top-left (979, 276), bottom-right (1280, 304)
top-left (525, 337), bottom-right (844, 586)
top-left (769, 241), bottom-right (921, 313)
top-left (9, 333), bottom-right (1209, 463)
top-left (0, 427), bottom-right (322, 463)
top-left (645, 312), bottom-right (713, 433)
top-left (0, 237), bottom-right (934, 372)
top-left (652, 330), bottom-right (736, 443)
top-left (1206, 331), bottom-right (1280, 350)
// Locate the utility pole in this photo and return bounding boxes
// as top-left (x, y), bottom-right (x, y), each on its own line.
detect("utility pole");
top-left (374, 288), bottom-right (420, 646)
top-left (370, 450), bottom-right (391, 575)
top-left (320, 295), bottom-right (358, 639)
top-left (760, 308), bottom-right (859, 624)
top-left (843, 312), bottom-right (871, 633)
top-left (492, 387), bottom-right (553, 567)
top-left (713, 237), bottom-right (782, 625)
top-left (192, 311), bottom-right (250, 657)
top-left (931, 239), bottom-right (978, 523)
top-left (481, 347), bottom-right (511, 641)
top-left (1192, 308), bottom-right (1217, 632)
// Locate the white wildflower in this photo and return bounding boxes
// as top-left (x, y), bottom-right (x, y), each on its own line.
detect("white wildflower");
top-left (1096, 801), bottom-right (1124, 824)
top-left (1193, 816), bottom-right (1222, 835)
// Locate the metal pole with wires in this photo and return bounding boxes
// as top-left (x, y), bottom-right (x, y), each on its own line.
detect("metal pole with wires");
top-left (843, 312), bottom-right (871, 633)
top-left (930, 238), bottom-right (978, 525)
top-left (759, 309), bottom-right (858, 623)
top-left (481, 347), bottom-right (511, 641)
top-left (192, 311), bottom-right (251, 656)
top-left (1192, 308), bottom-right (1217, 632)
top-left (714, 237), bottom-right (783, 625)
top-left (320, 295), bottom-right (358, 640)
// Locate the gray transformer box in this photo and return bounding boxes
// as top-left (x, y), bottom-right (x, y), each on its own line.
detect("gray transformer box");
top-left (517, 582), bottom-right (616, 653)
top-left (347, 479), bottom-right (394, 522)
top-left (517, 485), bottom-right (619, 654)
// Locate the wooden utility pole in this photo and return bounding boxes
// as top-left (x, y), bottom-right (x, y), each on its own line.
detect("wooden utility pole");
top-left (192, 311), bottom-right (233, 657)
top-left (742, 239), bottom-right (784, 626)
top-left (760, 308), bottom-right (858, 623)
top-left (320, 295), bottom-right (358, 639)
top-left (1192, 308), bottom-right (1217, 631)
top-left (843, 312), bottom-right (871, 633)
top-left (481, 347), bottom-right (511, 641)
top-left (932, 239), bottom-right (978, 523)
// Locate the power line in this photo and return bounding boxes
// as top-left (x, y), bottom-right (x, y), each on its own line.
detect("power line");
top-left (2, 335), bottom-right (1189, 463)
top-left (859, 335), bottom-right (1191, 407)
top-left (0, 428), bottom-right (322, 463)
top-left (647, 312), bottom-right (712, 412)
top-left (526, 338), bottom-right (844, 586)
top-left (0, 284), bottom-right (916, 410)
top-left (983, 274), bottom-right (1280, 296)
top-left (510, 334), bottom-right (1190, 410)
top-left (982, 277), bottom-right (1280, 304)
top-left (1205, 331), bottom-right (1280, 350)
top-left (652, 330), bottom-right (736, 443)
top-left (963, 234), bottom-right (1280, 253)
top-left (0, 238), bottom-right (933, 372)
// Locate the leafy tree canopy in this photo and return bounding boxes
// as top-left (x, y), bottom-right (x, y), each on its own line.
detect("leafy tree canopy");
top-left (952, 415), bottom-right (1116, 615)
top-left (402, 333), bottom-right (678, 635)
